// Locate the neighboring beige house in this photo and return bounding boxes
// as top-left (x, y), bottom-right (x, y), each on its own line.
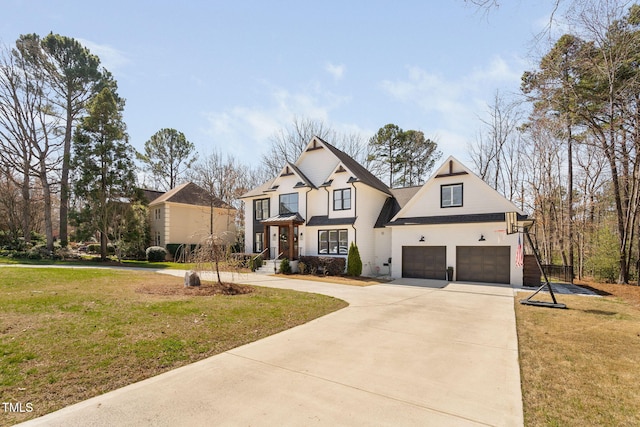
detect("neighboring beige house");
top-left (148, 182), bottom-right (236, 250)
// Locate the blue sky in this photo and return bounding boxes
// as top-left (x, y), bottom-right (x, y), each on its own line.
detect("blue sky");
top-left (1, 1), bottom-right (559, 168)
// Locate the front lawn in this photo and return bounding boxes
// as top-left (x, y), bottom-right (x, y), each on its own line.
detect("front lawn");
top-left (0, 267), bottom-right (347, 425)
top-left (516, 282), bottom-right (640, 426)
top-left (0, 255), bottom-right (200, 270)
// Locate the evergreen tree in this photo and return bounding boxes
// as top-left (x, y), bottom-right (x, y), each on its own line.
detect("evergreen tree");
top-left (17, 33), bottom-right (109, 247)
top-left (347, 242), bottom-right (362, 276)
top-left (71, 87), bottom-right (137, 260)
top-left (367, 123), bottom-right (404, 187)
top-left (138, 128), bottom-right (196, 191)
top-left (367, 124), bottom-right (441, 187)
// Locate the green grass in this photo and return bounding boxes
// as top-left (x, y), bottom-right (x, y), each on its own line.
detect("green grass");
top-left (0, 255), bottom-right (201, 270)
top-left (0, 267), bottom-right (347, 424)
top-left (516, 292), bottom-right (640, 426)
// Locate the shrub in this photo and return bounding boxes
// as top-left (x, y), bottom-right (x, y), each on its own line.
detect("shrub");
top-left (298, 261), bottom-right (307, 275)
top-left (27, 247), bottom-right (45, 260)
top-left (85, 243), bottom-right (115, 255)
top-left (323, 257), bottom-right (346, 276)
top-left (146, 246), bottom-right (167, 262)
top-left (279, 258), bottom-right (292, 274)
top-left (346, 242), bottom-right (362, 276)
top-left (299, 256), bottom-right (346, 276)
top-left (251, 255), bottom-right (263, 272)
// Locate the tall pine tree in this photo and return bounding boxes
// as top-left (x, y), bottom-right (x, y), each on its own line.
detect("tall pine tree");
top-left (72, 87), bottom-right (137, 260)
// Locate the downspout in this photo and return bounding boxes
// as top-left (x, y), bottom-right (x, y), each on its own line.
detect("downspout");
top-left (351, 183), bottom-right (357, 244)
top-left (303, 186), bottom-right (313, 258)
top-left (322, 185), bottom-right (330, 216)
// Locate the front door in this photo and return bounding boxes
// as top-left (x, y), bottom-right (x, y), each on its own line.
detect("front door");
top-left (279, 226), bottom-right (289, 259)
top-left (278, 225), bottom-right (298, 260)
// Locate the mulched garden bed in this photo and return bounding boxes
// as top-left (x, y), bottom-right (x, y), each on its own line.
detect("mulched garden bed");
top-left (136, 280), bottom-right (253, 296)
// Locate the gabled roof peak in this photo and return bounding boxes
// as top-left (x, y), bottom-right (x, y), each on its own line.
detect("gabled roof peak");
top-left (304, 136), bottom-right (392, 196)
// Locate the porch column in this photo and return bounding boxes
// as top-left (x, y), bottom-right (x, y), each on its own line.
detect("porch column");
top-left (288, 223), bottom-right (295, 260)
top-left (263, 224), bottom-right (269, 259)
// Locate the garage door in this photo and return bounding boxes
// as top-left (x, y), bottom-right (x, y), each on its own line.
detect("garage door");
top-left (402, 246), bottom-right (446, 279)
top-left (456, 246), bottom-right (510, 284)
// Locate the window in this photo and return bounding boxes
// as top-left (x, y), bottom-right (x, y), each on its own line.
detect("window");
top-left (318, 229), bottom-right (348, 255)
top-left (441, 183), bottom-right (463, 208)
top-left (154, 208), bottom-right (161, 220)
top-left (333, 188), bottom-right (351, 211)
top-left (254, 199), bottom-right (270, 220)
top-left (155, 231), bottom-right (161, 246)
top-left (254, 232), bottom-right (264, 253)
top-left (279, 193), bottom-right (298, 214)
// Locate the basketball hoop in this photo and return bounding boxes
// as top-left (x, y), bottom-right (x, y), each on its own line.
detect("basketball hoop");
top-left (505, 212), bottom-right (518, 235)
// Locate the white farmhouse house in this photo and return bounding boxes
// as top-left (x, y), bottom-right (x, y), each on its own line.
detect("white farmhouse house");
top-left (241, 136), bottom-right (526, 286)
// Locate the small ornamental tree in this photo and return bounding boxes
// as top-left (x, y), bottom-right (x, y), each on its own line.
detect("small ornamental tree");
top-left (347, 242), bottom-right (362, 276)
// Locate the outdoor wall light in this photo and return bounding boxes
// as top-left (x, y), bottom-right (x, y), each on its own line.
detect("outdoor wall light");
top-left (419, 236), bottom-right (425, 242)
top-left (479, 234), bottom-right (486, 241)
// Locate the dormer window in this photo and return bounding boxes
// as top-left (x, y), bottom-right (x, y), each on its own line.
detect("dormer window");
top-left (333, 188), bottom-right (351, 211)
top-left (441, 183), bottom-right (463, 208)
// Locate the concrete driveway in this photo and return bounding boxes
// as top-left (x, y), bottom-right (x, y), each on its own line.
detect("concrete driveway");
top-left (19, 273), bottom-right (523, 426)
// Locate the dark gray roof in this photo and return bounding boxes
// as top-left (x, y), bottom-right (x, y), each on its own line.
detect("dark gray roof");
top-left (373, 186), bottom-right (422, 228)
top-left (374, 197), bottom-right (401, 228)
top-left (387, 212), bottom-right (527, 226)
top-left (141, 188), bottom-right (165, 204)
top-left (307, 216), bottom-right (357, 227)
top-left (390, 186), bottom-right (421, 207)
top-left (317, 137), bottom-right (392, 196)
top-left (287, 162), bottom-right (316, 189)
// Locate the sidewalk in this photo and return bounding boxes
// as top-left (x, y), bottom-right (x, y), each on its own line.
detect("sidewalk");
top-left (18, 272), bottom-right (523, 426)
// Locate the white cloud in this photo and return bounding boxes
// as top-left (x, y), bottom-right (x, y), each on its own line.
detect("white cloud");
top-left (467, 56), bottom-right (522, 85)
top-left (200, 82), bottom-right (352, 164)
top-left (76, 38), bottom-right (130, 72)
top-left (325, 62), bottom-right (345, 80)
top-left (379, 55), bottom-right (527, 159)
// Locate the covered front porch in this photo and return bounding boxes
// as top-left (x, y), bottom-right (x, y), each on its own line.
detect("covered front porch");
top-left (260, 213), bottom-right (305, 261)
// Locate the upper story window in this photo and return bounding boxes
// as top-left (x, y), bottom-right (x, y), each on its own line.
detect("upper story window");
top-left (279, 193), bottom-right (299, 214)
top-left (154, 208), bottom-right (161, 220)
top-left (441, 183), bottom-right (463, 208)
top-left (333, 188), bottom-right (351, 211)
top-left (254, 198), bottom-right (270, 220)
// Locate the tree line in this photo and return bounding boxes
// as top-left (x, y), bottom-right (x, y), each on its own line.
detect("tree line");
top-left (0, 33), bottom-right (443, 261)
top-left (470, 1), bottom-right (640, 284)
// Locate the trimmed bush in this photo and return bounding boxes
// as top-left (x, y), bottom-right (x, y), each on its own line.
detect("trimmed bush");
top-left (279, 258), bottom-right (292, 274)
top-left (146, 246), bottom-right (167, 262)
top-left (346, 242), bottom-right (362, 276)
top-left (299, 256), bottom-right (346, 276)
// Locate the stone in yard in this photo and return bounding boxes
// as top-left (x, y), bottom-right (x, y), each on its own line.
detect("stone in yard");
top-left (184, 270), bottom-right (201, 287)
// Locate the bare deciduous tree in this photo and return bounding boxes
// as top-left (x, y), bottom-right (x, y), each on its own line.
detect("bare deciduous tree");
top-left (0, 43), bottom-right (62, 251)
top-left (261, 117), bottom-right (369, 176)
